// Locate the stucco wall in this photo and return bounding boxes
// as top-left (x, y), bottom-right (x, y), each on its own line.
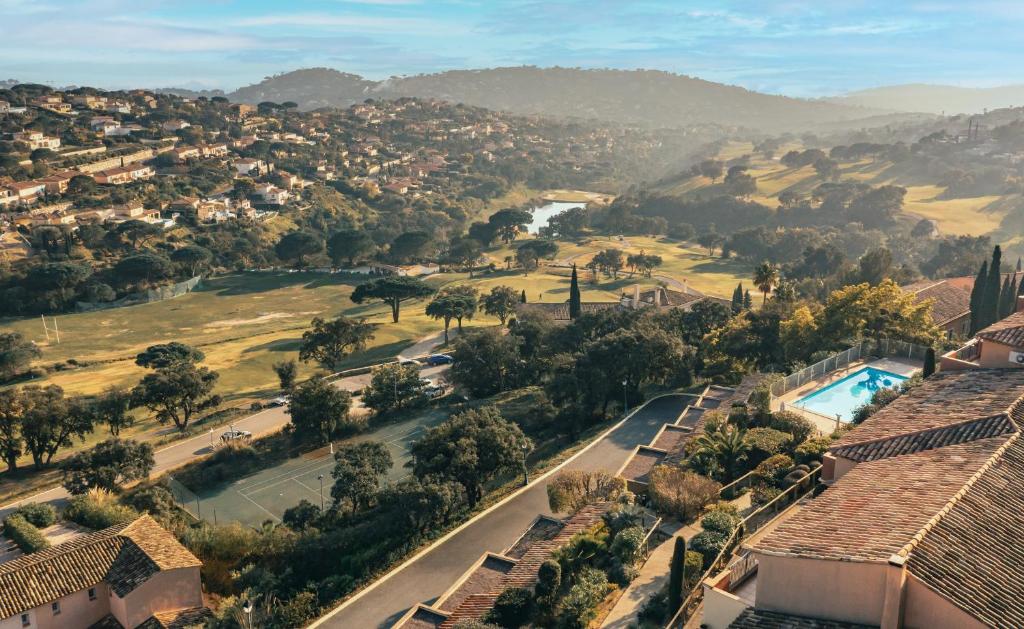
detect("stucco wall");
top-left (979, 340), bottom-right (1024, 369)
top-left (1, 583), bottom-right (110, 629)
top-left (754, 554), bottom-right (887, 626)
top-left (703, 583), bottom-right (752, 629)
top-left (110, 567), bottom-right (202, 628)
top-left (903, 572), bottom-right (985, 629)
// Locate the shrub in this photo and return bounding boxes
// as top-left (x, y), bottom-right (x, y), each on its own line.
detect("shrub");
top-left (684, 550), bottom-right (704, 589)
top-left (745, 427), bottom-right (793, 464)
top-left (547, 470), bottom-right (624, 514)
top-left (610, 525), bottom-right (645, 565)
top-left (12, 503), bottom-right (57, 528)
top-left (752, 454), bottom-right (794, 487)
top-left (122, 485), bottom-right (177, 520)
top-left (272, 591), bottom-right (318, 628)
top-left (63, 491), bottom-right (138, 530)
top-left (700, 509), bottom-right (740, 536)
top-left (3, 514), bottom-right (50, 553)
top-left (648, 466), bottom-right (721, 521)
top-left (487, 587), bottom-right (534, 628)
top-left (638, 589), bottom-right (668, 625)
top-left (751, 483), bottom-right (783, 507)
top-left (794, 436), bottom-right (832, 464)
top-left (556, 566), bottom-right (609, 629)
top-left (689, 530), bottom-right (729, 569)
top-left (536, 558), bottom-right (561, 601)
top-left (767, 411), bottom-right (814, 443)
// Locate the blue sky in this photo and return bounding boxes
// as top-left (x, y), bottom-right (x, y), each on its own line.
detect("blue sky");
top-left (1, 0), bottom-right (1022, 96)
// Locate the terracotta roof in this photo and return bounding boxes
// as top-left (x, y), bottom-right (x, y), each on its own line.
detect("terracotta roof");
top-left (729, 608), bottom-right (874, 628)
top-left (504, 516), bottom-right (563, 560)
top-left (832, 369), bottom-right (1024, 448)
top-left (618, 446), bottom-right (667, 484)
top-left (754, 436), bottom-right (1010, 562)
top-left (901, 279), bottom-right (972, 325)
top-left (650, 425), bottom-right (693, 452)
top-left (0, 515), bottom-right (201, 617)
top-left (437, 503), bottom-right (610, 628)
top-left (831, 414), bottom-right (1017, 463)
top-left (436, 555), bottom-right (516, 612)
top-left (976, 309), bottom-right (1024, 348)
top-left (906, 436), bottom-right (1024, 628)
top-left (138, 607), bottom-right (212, 629)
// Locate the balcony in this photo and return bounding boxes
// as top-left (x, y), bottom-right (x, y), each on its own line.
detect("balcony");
top-left (940, 338), bottom-right (981, 370)
top-left (702, 552), bottom-right (758, 629)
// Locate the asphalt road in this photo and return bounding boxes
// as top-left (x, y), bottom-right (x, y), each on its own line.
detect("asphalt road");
top-left (0, 362), bottom-right (450, 521)
top-left (314, 393), bottom-right (693, 629)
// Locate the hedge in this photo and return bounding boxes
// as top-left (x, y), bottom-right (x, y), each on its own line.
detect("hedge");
top-left (12, 503), bottom-right (57, 528)
top-left (3, 514), bottom-right (50, 553)
top-left (64, 494), bottom-right (138, 530)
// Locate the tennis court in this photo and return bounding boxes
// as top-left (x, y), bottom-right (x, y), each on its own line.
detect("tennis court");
top-left (170, 409), bottom-right (448, 526)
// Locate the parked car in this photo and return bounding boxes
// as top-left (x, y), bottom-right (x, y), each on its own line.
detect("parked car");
top-left (425, 353), bottom-right (454, 366)
top-left (424, 385), bottom-right (445, 399)
top-left (268, 396), bottom-right (290, 407)
top-left (221, 429), bottom-right (252, 443)
top-left (398, 357), bottom-right (421, 366)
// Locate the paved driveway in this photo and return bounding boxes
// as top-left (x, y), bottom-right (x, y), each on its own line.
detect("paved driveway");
top-left (314, 393), bottom-right (693, 629)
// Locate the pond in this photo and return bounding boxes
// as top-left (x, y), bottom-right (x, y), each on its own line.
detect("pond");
top-left (526, 201), bottom-right (587, 234)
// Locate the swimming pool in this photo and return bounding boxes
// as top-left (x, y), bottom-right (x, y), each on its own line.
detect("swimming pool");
top-left (793, 366), bottom-right (908, 422)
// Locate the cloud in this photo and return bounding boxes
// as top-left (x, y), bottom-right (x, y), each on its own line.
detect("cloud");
top-left (233, 13), bottom-right (453, 33)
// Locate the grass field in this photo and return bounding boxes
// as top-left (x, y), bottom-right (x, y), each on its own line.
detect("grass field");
top-left (662, 140), bottom-right (1024, 248)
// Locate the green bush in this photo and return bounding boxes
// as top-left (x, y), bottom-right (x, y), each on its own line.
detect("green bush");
top-left (684, 550), bottom-right (704, 589)
top-left (794, 436), bottom-right (832, 464)
top-left (63, 494), bottom-right (138, 530)
top-left (122, 485), bottom-right (177, 520)
top-left (751, 483), bottom-right (783, 507)
top-left (700, 509), bottom-right (740, 536)
top-left (12, 503), bottom-right (57, 528)
top-left (745, 427), bottom-right (793, 464)
top-left (487, 587), bottom-right (534, 628)
top-left (767, 411), bottom-right (814, 443)
top-left (752, 454), bottom-right (794, 487)
top-left (3, 514), bottom-right (50, 553)
top-left (556, 567), bottom-right (608, 629)
top-left (272, 590), bottom-right (318, 628)
top-left (689, 530), bottom-right (729, 569)
top-left (610, 525), bottom-right (645, 564)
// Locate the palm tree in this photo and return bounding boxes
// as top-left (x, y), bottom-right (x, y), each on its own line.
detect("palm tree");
top-left (753, 261), bottom-right (780, 306)
top-left (691, 423), bottom-right (750, 483)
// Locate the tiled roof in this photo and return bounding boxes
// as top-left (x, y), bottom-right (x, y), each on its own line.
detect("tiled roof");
top-left (650, 425), bottom-right (693, 452)
top-left (831, 414), bottom-right (1017, 463)
top-left (901, 279), bottom-right (972, 325)
top-left (754, 436), bottom-right (1009, 562)
top-left (0, 515), bottom-right (201, 617)
top-left (906, 436), bottom-right (1024, 628)
top-left (832, 369), bottom-right (1024, 448)
top-left (504, 516), bottom-right (562, 560)
top-left (618, 447), bottom-right (667, 483)
top-left (729, 608), bottom-right (875, 628)
top-left (437, 503), bottom-right (610, 628)
top-left (436, 555), bottom-right (516, 612)
top-left (976, 309), bottom-right (1024, 348)
top-left (138, 607), bottom-right (212, 629)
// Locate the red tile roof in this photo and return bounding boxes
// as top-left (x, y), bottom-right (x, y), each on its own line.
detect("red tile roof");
top-left (976, 309), bottom-right (1024, 349)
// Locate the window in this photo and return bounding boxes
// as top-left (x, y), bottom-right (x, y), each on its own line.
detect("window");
top-left (20, 613), bottom-right (29, 627)
top-left (88, 587), bottom-right (96, 601)
top-left (51, 601), bottom-right (60, 615)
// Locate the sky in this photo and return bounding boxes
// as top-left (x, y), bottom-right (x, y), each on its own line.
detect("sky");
top-left (1, 0), bottom-right (1023, 96)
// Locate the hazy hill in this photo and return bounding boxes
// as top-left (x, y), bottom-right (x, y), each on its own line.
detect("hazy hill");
top-left (225, 67), bottom-right (914, 133)
top-left (829, 84), bottom-right (1024, 115)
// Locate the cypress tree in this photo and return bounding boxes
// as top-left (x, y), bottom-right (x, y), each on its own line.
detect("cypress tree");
top-left (1008, 274), bottom-right (1020, 316)
top-left (668, 536), bottom-right (687, 615)
top-left (520, 289), bottom-right (527, 303)
top-left (731, 282), bottom-right (743, 313)
top-left (1017, 256), bottom-right (1022, 273)
top-left (568, 264), bottom-right (581, 320)
top-left (969, 260), bottom-right (987, 335)
top-left (999, 274), bottom-right (1015, 319)
top-left (743, 290), bottom-right (752, 309)
top-left (923, 347), bottom-right (936, 378)
top-left (980, 245), bottom-right (1003, 329)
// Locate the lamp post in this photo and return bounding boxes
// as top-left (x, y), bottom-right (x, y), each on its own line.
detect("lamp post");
top-left (521, 443), bottom-right (530, 486)
top-left (241, 600), bottom-right (253, 629)
top-left (622, 379), bottom-right (629, 415)
top-left (317, 474), bottom-right (325, 511)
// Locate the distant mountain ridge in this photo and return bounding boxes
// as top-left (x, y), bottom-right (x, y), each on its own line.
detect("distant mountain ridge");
top-left (828, 83), bottom-right (1024, 115)
top-left (222, 67), bottom-right (921, 133)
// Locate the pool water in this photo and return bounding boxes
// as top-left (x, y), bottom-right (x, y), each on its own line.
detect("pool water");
top-left (793, 367), bottom-right (908, 422)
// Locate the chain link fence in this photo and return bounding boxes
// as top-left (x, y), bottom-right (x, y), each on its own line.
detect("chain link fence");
top-left (770, 339), bottom-right (931, 397)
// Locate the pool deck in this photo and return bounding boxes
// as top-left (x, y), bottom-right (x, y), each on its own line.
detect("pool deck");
top-left (771, 358), bottom-right (920, 435)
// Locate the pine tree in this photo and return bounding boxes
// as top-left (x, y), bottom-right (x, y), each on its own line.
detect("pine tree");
top-left (980, 245), bottom-right (1003, 329)
top-left (668, 536), bottom-right (687, 615)
top-left (731, 282), bottom-right (743, 313)
top-left (743, 290), bottom-right (752, 309)
top-left (969, 260), bottom-right (988, 335)
top-left (568, 264), bottom-right (581, 320)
